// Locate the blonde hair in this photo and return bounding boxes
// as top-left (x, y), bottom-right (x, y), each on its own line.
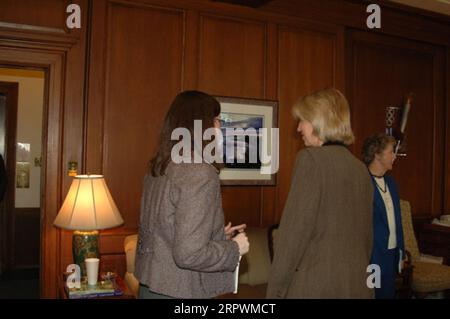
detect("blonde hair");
top-left (292, 88), bottom-right (355, 145)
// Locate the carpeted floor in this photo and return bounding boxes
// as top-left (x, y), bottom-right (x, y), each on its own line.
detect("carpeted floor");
top-left (0, 268), bottom-right (39, 299)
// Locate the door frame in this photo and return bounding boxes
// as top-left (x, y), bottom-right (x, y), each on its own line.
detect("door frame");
top-left (0, 81), bottom-right (18, 274)
top-left (0, 27), bottom-right (78, 298)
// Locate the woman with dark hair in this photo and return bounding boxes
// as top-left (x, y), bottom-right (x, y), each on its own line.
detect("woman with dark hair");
top-left (362, 133), bottom-right (405, 299)
top-left (135, 90), bottom-right (249, 299)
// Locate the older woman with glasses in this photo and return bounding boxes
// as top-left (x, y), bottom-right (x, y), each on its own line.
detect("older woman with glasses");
top-left (362, 133), bottom-right (405, 299)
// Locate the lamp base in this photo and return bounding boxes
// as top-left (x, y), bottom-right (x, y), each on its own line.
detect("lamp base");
top-left (72, 230), bottom-right (99, 277)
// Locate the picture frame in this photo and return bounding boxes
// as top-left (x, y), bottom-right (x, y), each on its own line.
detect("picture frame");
top-left (215, 96), bottom-right (278, 186)
top-left (16, 161), bottom-right (30, 188)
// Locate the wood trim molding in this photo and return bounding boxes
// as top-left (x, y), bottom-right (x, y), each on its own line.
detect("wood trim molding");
top-left (445, 48), bottom-right (450, 214)
top-left (0, 22), bottom-right (66, 34)
top-left (0, 23), bottom-right (78, 50)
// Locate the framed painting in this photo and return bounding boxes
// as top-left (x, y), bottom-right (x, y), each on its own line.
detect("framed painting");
top-left (215, 96), bottom-right (278, 186)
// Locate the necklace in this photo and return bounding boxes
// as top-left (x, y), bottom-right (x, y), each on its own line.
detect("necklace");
top-left (368, 169), bottom-right (387, 193)
top-left (374, 176), bottom-right (387, 193)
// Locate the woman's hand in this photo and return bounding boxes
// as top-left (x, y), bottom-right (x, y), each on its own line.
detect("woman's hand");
top-left (232, 232), bottom-right (249, 256)
top-left (224, 222), bottom-right (247, 240)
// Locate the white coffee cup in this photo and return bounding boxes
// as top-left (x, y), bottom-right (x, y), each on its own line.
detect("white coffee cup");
top-left (85, 258), bottom-right (100, 286)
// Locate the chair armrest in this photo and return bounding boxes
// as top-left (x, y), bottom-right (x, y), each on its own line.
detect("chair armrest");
top-left (419, 253), bottom-right (444, 265)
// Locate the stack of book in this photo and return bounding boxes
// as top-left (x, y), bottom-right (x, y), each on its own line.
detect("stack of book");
top-left (65, 277), bottom-right (124, 299)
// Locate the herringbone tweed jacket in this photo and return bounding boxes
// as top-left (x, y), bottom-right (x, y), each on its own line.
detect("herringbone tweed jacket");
top-left (135, 162), bottom-right (240, 299)
top-left (267, 145), bottom-right (374, 299)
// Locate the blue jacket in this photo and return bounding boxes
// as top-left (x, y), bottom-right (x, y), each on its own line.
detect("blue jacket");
top-left (370, 175), bottom-right (405, 271)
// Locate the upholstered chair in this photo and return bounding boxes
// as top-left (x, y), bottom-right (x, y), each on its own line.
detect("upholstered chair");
top-left (123, 227), bottom-right (272, 298)
top-left (400, 200), bottom-right (450, 297)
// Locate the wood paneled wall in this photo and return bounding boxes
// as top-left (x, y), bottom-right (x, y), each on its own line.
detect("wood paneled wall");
top-left (197, 14), bottom-right (268, 226)
top-left (87, 1), bottom-right (185, 228)
top-left (1, 0), bottom-right (449, 298)
top-left (86, 0), bottom-right (345, 228)
top-left (347, 30), bottom-right (446, 218)
top-left (70, 0), bottom-right (450, 295)
top-left (0, 0), bottom-right (68, 29)
top-left (276, 24), bottom-right (343, 221)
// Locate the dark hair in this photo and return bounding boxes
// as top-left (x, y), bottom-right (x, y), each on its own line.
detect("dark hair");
top-left (150, 90), bottom-right (221, 176)
top-left (361, 133), bottom-right (396, 166)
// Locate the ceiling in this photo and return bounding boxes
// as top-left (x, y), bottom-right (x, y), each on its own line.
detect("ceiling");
top-left (389, 0), bottom-right (450, 17)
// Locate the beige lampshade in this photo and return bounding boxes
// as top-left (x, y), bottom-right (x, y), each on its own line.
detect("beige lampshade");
top-left (54, 175), bottom-right (124, 230)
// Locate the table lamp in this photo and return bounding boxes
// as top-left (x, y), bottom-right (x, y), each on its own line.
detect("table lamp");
top-left (54, 175), bottom-right (124, 276)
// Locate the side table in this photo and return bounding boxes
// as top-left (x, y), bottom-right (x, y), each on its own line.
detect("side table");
top-left (60, 274), bottom-right (135, 299)
top-left (419, 223), bottom-right (450, 265)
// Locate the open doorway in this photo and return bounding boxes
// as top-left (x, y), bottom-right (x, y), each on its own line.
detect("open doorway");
top-left (0, 68), bottom-right (45, 298)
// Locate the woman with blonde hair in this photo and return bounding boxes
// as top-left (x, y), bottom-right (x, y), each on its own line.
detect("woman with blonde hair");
top-left (267, 88), bottom-right (374, 299)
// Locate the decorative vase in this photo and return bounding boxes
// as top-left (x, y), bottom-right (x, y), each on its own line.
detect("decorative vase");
top-left (72, 230), bottom-right (99, 277)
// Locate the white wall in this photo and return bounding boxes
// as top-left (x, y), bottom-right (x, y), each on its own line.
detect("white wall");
top-left (0, 68), bottom-right (45, 208)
